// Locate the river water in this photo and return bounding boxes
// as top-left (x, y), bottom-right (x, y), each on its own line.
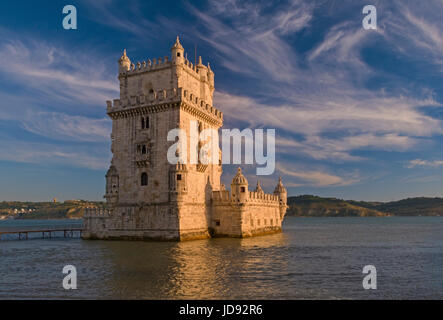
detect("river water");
top-left (0, 217), bottom-right (442, 299)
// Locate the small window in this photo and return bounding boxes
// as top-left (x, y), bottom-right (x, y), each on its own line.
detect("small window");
top-left (215, 220), bottom-right (220, 226)
top-left (141, 173), bottom-right (148, 186)
top-left (257, 219), bottom-right (260, 226)
top-left (264, 219), bottom-right (267, 226)
top-left (145, 116), bottom-right (150, 128)
top-left (251, 219), bottom-right (254, 226)
top-left (141, 118), bottom-right (145, 129)
top-left (240, 186), bottom-right (246, 193)
top-left (177, 174), bottom-right (182, 181)
top-left (270, 219), bottom-right (273, 226)
top-left (177, 52), bottom-right (181, 57)
top-left (142, 145), bottom-right (147, 154)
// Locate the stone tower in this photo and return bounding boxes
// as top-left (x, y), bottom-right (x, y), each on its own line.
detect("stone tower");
top-left (82, 37), bottom-right (287, 241)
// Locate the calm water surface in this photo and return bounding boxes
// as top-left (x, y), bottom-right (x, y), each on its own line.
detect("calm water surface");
top-left (0, 217), bottom-right (442, 299)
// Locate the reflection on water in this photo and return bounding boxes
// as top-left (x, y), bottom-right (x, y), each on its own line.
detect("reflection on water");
top-left (0, 217), bottom-right (442, 299)
top-left (98, 233), bottom-right (290, 299)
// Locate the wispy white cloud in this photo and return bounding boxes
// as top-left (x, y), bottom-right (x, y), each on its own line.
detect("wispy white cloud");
top-left (276, 164), bottom-right (360, 187)
top-left (188, 0), bottom-right (313, 82)
top-left (0, 38), bottom-right (118, 107)
top-left (0, 29), bottom-right (116, 170)
top-left (216, 90), bottom-right (440, 162)
top-left (0, 137), bottom-right (109, 170)
top-left (406, 159), bottom-right (443, 169)
top-left (385, 0), bottom-right (443, 68)
top-left (20, 112), bottom-right (111, 143)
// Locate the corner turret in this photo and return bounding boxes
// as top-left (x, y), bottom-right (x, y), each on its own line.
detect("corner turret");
top-left (171, 36), bottom-right (184, 64)
top-left (118, 49), bottom-right (131, 74)
top-left (273, 177), bottom-right (287, 206)
top-left (197, 56), bottom-right (208, 80)
top-left (231, 167), bottom-right (248, 203)
top-left (105, 165), bottom-right (119, 204)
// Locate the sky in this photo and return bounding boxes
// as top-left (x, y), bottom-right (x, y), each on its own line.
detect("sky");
top-left (0, 0), bottom-right (442, 202)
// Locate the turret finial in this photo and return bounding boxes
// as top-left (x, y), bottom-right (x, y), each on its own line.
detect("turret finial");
top-left (274, 177), bottom-right (287, 194)
top-left (255, 180), bottom-right (264, 193)
top-left (118, 48), bottom-right (131, 72)
top-left (171, 36), bottom-right (184, 50)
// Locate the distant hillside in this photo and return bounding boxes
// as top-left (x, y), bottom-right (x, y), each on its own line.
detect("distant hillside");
top-left (2, 196), bottom-right (443, 219)
top-left (287, 195), bottom-right (443, 217)
top-left (0, 200), bottom-right (105, 220)
top-left (287, 195), bottom-right (387, 217)
top-left (351, 197), bottom-right (443, 216)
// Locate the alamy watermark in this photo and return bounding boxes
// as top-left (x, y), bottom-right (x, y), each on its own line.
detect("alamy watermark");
top-left (167, 121), bottom-right (275, 175)
top-left (62, 5), bottom-right (77, 30)
top-left (362, 5), bottom-right (377, 30)
top-left (362, 265), bottom-right (377, 290)
top-left (62, 265), bottom-right (77, 290)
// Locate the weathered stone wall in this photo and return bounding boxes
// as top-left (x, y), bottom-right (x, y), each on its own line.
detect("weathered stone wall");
top-left (211, 190), bottom-right (285, 238)
top-left (83, 38), bottom-right (287, 241)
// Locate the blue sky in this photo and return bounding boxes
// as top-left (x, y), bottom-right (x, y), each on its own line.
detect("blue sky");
top-left (0, 0), bottom-right (442, 202)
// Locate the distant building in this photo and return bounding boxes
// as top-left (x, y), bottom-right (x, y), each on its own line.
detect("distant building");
top-left (83, 37), bottom-right (288, 241)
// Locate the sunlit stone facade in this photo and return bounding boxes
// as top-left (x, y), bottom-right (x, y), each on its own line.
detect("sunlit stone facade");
top-left (82, 37), bottom-right (287, 241)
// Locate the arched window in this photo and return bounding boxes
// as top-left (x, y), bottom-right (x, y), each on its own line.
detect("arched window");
top-left (141, 173), bottom-right (148, 186)
top-left (142, 145), bottom-right (147, 154)
top-left (141, 117), bottom-right (145, 129)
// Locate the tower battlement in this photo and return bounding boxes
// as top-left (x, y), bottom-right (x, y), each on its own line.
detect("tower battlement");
top-left (82, 37), bottom-right (287, 241)
top-left (118, 37), bottom-right (214, 106)
top-left (123, 56), bottom-right (171, 74)
top-left (106, 87), bottom-right (223, 124)
top-left (212, 190), bottom-right (280, 204)
top-left (122, 55), bottom-right (211, 81)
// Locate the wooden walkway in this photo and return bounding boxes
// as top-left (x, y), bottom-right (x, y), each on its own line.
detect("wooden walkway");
top-left (0, 226), bottom-right (83, 240)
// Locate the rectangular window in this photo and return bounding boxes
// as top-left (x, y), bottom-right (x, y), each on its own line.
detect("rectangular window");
top-left (215, 220), bottom-right (220, 226)
top-left (177, 174), bottom-right (182, 181)
top-left (240, 186), bottom-right (246, 192)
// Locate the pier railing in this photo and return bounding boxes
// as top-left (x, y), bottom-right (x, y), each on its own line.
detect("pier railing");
top-left (0, 223), bottom-right (83, 241)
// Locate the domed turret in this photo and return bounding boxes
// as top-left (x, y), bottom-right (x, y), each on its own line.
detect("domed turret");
top-left (231, 167), bottom-right (248, 203)
top-left (232, 167), bottom-right (248, 185)
top-left (118, 49), bottom-right (131, 73)
top-left (273, 177), bottom-right (287, 205)
top-left (171, 36), bottom-right (184, 64)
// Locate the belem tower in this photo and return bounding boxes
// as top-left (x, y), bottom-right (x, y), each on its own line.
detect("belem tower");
top-left (82, 37), bottom-right (288, 241)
